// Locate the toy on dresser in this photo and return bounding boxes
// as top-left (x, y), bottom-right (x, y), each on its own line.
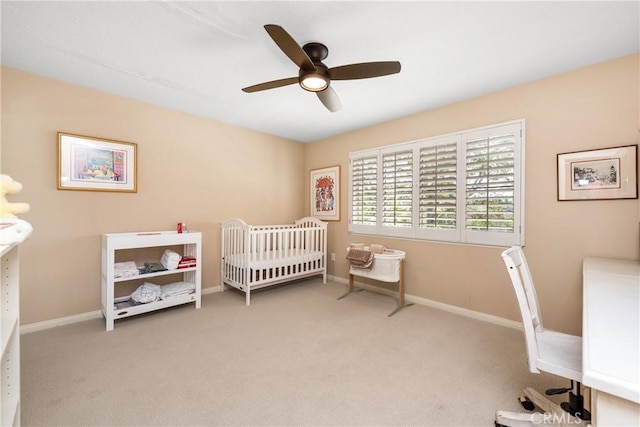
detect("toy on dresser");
top-left (0, 174), bottom-right (30, 219)
top-left (0, 174), bottom-right (32, 246)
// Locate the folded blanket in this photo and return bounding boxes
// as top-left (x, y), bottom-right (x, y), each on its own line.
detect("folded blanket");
top-left (161, 249), bottom-right (181, 270)
top-left (130, 282), bottom-right (161, 304)
top-left (346, 248), bottom-right (374, 269)
top-left (143, 261), bottom-right (167, 273)
top-left (114, 261), bottom-right (140, 278)
top-left (161, 281), bottom-right (196, 300)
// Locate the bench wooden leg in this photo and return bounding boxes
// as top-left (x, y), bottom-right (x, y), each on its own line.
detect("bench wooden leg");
top-left (388, 259), bottom-right (413, 316)
top-left (337, 273), bottom-right (363, 300)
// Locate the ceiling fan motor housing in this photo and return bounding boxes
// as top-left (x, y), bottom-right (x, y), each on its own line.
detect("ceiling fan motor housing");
top-left (302, 42), bottom-right (329, 62)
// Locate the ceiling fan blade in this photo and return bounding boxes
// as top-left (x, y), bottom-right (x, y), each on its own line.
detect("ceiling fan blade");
top-left (329, 61), bottom-right (401, 80)
top-left (264, 24), bottom-right (316, 71)
top-left (316, 86), bottom-right (342, 112)
top-left (242, 77), bottom-right (299, 93)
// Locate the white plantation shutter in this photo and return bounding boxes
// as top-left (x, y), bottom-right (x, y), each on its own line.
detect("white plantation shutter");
top-left (382, 149), bottom-right (413, 229)
top-left (464, 123), bottom-right (522, 246)
top-left (350, 154), bottom-right (378, 231)
top-left (419, 139), bottom-right (459, 229)
top-left (348, 120), bottom-right (524, 246)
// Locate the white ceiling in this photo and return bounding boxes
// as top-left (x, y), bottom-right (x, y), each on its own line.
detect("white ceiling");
top-left (2, 1), bottom-right (638, 143)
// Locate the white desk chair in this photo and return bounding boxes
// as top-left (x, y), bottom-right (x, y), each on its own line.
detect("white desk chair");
top-left (496, 246), bottom-right (591, 427)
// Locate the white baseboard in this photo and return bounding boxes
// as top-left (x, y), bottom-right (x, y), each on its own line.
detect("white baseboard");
top-left (331, 275), bottom-right (522, 331)
top-left (20, 285), bottom-right (222, 335)
top-left (21, 280), bottom-right (520, 334)
top-left (202, 286), bottom-right (220, 296)
top-left (20, 310), bottom-right (104, 334)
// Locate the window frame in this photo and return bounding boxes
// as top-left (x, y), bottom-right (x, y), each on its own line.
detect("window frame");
top-left (348, 120), bottom-right (525, 247)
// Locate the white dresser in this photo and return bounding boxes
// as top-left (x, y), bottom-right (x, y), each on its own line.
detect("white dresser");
top-left (582, 257), bottom-right (640, 426)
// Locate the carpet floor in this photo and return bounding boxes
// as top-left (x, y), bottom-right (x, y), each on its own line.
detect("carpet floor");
top-left (21, 278), bottom-right (569, 426)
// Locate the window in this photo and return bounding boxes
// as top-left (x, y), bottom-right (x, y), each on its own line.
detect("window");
top-left (348, 121), bottom-right (524, 246)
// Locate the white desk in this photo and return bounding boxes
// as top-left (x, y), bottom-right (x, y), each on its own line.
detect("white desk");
top-left (583, 257), bottom-right (640, 426)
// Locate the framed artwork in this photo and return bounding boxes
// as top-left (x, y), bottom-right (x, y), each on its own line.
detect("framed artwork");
top-left (58, 132), bottom-right (137, 192)
top-left (557, 144), bottom-right (637, 201)
top-left (310, 165), bottom-right (340, 221)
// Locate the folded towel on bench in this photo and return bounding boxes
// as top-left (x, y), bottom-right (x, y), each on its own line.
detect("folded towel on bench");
top-left (346, 248), bottom-right (374, 269)
top-left (369, 244), bottom-right (386, 254)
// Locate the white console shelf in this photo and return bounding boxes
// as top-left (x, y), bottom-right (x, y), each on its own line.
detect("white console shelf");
top-left (101, 230), bottom-right (202, 331)
top-left (1, 218), bottom-right (33, 427)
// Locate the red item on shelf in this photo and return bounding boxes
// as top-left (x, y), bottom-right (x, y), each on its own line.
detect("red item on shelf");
top-left (178, 257), bottom-right (196, 268)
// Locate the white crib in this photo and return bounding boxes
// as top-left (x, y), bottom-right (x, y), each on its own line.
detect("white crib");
top-left (221, 217), bottom-right (327, 305)
top-left (340, 247), bottom-right (412, 316)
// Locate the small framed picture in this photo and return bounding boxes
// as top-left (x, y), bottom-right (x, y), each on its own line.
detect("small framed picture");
top-left (310, 165), bottom-right (340, 221)
top-left (557, 145), bottom-right (637, 201)
top-left (58, 132), bottom-right (137, 192)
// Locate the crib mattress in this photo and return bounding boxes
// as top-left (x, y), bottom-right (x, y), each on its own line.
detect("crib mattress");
top-left (225, 250), bottom-right (324, 270)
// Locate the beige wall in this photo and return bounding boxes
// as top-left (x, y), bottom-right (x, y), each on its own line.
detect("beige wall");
top-left (1, 67), bottom-right (306, 325)
top-left (306, 54), bottom-right (640, 335)
top-left (3, 54), bottom-right (639, 333)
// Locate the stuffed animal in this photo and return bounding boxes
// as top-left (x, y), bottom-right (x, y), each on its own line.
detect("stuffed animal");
top-left (0, 174), bottom-right (30, 218)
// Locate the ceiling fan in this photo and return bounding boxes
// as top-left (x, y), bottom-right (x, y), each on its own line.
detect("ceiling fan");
top-left (242, 24), bottom-right (401, 112)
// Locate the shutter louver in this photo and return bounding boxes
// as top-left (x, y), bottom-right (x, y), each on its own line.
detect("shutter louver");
top-left (465, 133), bottom-right (515, 233)
top-left (419, 142), bottom-right (457, 229)
top-left (351, 155), bottom-right (378, 225)
top-left (382, 150), bottom-right (413, 227)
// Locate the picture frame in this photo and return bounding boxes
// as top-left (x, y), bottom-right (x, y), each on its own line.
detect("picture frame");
top-left (310, 165), bottom-right (340, 221)
top-left (58, 132), bottom-right (137, 193)
top-left (557, 144), bottom-right (637, 201)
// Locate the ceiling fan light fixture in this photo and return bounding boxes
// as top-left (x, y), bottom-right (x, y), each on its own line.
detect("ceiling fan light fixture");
top-left (299, 73), bottom-right (329, 92)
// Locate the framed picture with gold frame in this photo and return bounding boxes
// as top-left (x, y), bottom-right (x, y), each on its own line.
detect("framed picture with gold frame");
top-left (58, 132), bottom-right (137, 192)
top-left (310, 165), bottom-right (340, 221)
top-left (557, 144), bottom-right (637, 201)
